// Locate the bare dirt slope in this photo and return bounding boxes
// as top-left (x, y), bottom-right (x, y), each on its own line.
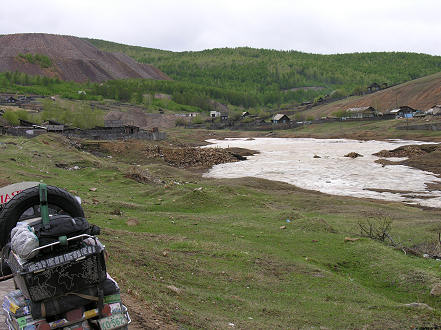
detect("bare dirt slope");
top-left (0, 33), bottom-right (170, 82)
top-left (306, 71), bottom-right (441, 117)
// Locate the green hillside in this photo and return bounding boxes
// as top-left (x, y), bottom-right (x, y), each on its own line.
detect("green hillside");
top-left (85, 38), bottom-right (441, 106)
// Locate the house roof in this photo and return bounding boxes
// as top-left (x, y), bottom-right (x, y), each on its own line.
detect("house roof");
top-left (273, 114), bottom-right (289, 121)
top-left (346, 107), bottom-right (374, 112)
top-left (389, 106), bottom-right (415, 113)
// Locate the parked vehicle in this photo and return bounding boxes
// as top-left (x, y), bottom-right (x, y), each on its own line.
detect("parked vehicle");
top-left (0, 183), bottom-right (130, 329)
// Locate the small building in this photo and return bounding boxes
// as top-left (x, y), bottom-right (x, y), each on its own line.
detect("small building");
top-left (241, 111), bottom-right (250, 118)
top-left (346, 106), bottom-right (378, 119)
top-left (388, 106), bottom-right (416, 118)
top-left (46, 125), bottom-right (64, 132)
top-left (210, 111), bottom-right (221, 118)
top-left (426, 105), bottom-right (441, 116)
top-left (6, 97), bottom-right (17, 104)
top-left (272, 114), bottom-right (290, 124)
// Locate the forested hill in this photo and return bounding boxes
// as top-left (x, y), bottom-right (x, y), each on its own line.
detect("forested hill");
top-left (85, 38), bottom-right (441, 105)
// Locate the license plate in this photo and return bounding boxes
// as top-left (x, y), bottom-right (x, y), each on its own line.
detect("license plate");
top-left (97, 313), bottom-right (128, 330)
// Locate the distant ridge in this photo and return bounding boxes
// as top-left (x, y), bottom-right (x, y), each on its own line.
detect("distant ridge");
top-left (0, 33), bottom-right (170, 82)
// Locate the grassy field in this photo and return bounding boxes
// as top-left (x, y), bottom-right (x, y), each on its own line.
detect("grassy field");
top-left (2, 133), bottom-right (441, 328)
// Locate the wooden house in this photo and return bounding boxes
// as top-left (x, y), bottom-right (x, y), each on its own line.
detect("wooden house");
top-left (210, 111), bottom-right (220, 118)
top-left (272, 114), bottom-right (290, 124)
top-left (388, 106), bottom-right (416, 118)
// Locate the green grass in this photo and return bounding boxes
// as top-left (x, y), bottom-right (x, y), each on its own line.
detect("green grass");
top-left (18, 53), bottom-right (52, 68)
top-left (2, 134), bottom-right (441, 328)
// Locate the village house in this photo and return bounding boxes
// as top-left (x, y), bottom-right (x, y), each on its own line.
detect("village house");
top-left (241, 111), bottom-right (250, 118)
top-left (346, 106), bottom-right (378, 119)
top-left (426, 105), bottom-right (441, 116)
top-left (388, 106), bottom-right (416, 118)
top-left (272, 114), bottom-right (290, 124)
top-left (209, 111), bottom-right (220, 118)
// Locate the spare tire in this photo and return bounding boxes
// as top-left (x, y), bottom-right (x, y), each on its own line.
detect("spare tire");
top-left (0, 185), bottom-right (84, 249)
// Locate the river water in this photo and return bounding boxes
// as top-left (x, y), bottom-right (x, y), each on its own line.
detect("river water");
top-left (203, 138), bottom-right (441, 207)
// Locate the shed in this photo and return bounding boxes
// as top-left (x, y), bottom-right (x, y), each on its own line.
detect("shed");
top-left (346, 106), bottom-right (378, 119)
top-left (220, 112), bottom-right (229, 121)
top-left (272, 114), bottom-right (290, 124)
top-left (241, 111), bottom-right (250, 118)
top-left (46, 125), bottom-right (64, 132)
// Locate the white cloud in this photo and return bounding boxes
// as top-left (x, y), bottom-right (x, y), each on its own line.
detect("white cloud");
top-left (0, 0), bottom-right (440, 55)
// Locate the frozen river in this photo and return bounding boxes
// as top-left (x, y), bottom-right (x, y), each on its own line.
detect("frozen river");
top-left (203, 138), bottom-right (441, 207)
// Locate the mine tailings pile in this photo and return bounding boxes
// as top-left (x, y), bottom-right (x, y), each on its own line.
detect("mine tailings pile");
top-left (143, 145), bottom-right (257, 168)
top-left (0, 33), bottom-right (170, 82)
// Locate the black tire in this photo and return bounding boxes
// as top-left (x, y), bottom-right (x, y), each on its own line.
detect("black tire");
top-left (0, 185), bottom-right (84, 249)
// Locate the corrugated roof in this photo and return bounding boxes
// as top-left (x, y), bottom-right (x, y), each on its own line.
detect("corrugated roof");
top-left (273, 114), bottom-right (289, 121)
top-left (346, 107), bottom-right (372, 112)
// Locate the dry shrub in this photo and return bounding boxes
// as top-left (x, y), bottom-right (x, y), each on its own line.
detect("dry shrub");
top-left (358, 212), bottom-right (392, 242)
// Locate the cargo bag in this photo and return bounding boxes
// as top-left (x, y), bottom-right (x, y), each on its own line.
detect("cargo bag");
top-left (8, 238), bottom-right (107, 302)
top-left (31, 277), bottom-right (120, 319)
top-left (32, 215), bottom-right (100, 249)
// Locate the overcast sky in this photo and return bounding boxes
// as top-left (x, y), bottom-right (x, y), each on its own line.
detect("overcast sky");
top-left (1, 0), bottom-right (440, 55)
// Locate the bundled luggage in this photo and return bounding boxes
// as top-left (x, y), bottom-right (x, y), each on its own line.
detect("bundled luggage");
top-left (1, 184), bottom-right (130, 329)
